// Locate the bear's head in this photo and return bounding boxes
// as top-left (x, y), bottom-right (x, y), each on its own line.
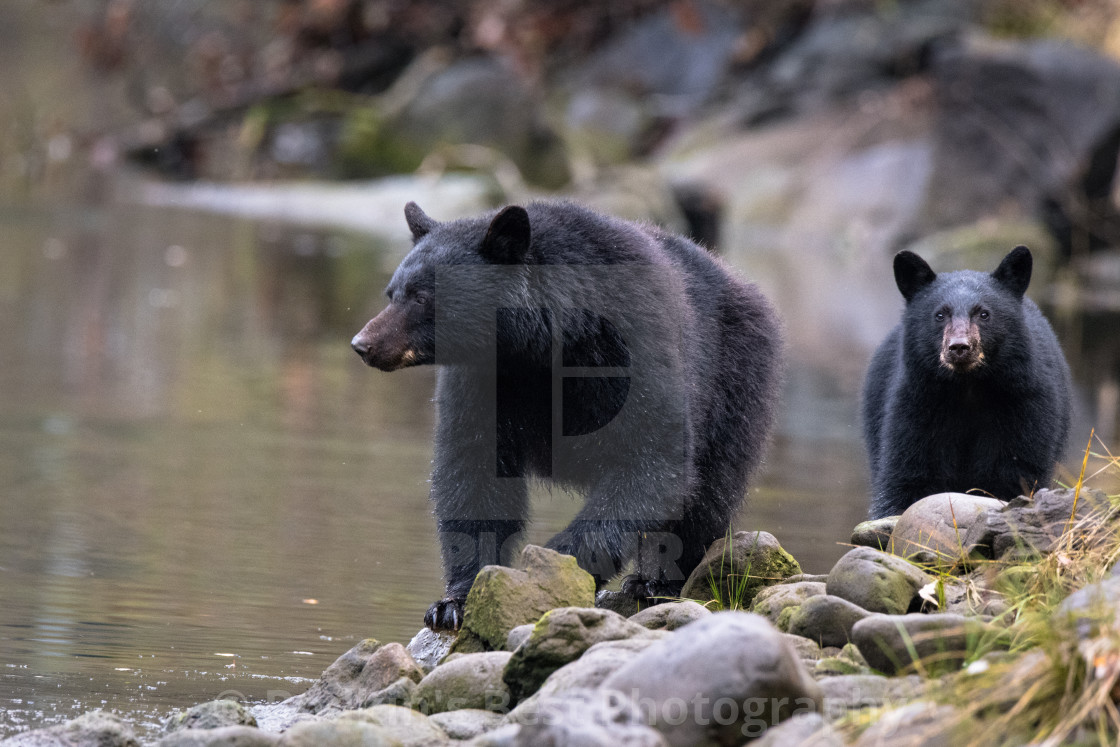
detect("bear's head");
top-left (351, 202), bottom-right (534, 370)
top-left (893, 245), bottom-right (1032, 377)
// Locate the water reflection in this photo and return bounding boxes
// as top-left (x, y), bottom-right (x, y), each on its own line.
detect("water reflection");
top-left (0, 201), bottom-right (1111, 738)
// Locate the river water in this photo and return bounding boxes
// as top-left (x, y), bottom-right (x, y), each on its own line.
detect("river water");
top-left (0, 194), bottom-right (1109, 739)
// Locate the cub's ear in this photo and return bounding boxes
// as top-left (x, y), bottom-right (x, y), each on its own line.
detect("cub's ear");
top-left (404, 202), bottom-right (437, 240)
top-left (893, 251), bottom-right (936, 302)
top-left (991, 245), bottom-right (1032, 299)
top-left (480, 206), bottom-right (531, 264)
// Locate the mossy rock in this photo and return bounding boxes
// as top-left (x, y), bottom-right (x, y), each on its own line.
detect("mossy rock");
top-left (681, 531), bottom-right (802, 608)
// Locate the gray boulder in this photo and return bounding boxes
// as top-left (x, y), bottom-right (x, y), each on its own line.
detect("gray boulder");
top-left (601, 612), bottom-right (822, 745)
top-left (1055, 574), bottom-right (1120, 639)
top-left (504, 689), bottom-right (667, 746)
top-left (786, 594), bottom-right (873, 648)
top-left (413, 651), bottom-right (513, 715)
top-left (452, 545), bottom-right (596, 654)
top-left (428, 709), bottom-right (504, 741)
top-left (340, 705), bottom-right (449, 747)
top-left (0, 711), bottom-right (139, 747)
top-left (816, 674), bottom-right (925, 716)
top-left (503, 607), bottom-right (654, 703)
top-left (750, 581), bottom-right (827, 624)
top-left (852, 613), bottom-right (1006, 675)
top-left (406, 628), bottom-right (455, 673)
top-left (165, 700), bottom-right (257, 733)
top-left (853, 701), bottom-right (975, 746)
top-left (627, 600), bottom-right (710, 631)
top-left (890, 493), bottom-right (1004, 566)
top-left (680, 531), bottom-right (801, 609)
top-left (850, 517), bottom-right (899, 550)
top-left (155, 726), bottom-right (279, 747)
top-left (963, 487), bottom-right (1113, 560)
top-left (286, 640), bottom-right (424, 714)
top-left (751, 712), bottom-right (844, 747)
top-left (275, 718), bottom-right (399, 746)
top-left (504, 625), bottom-right (534, 652)
top-left (826, 547), bottom-right (930, 615)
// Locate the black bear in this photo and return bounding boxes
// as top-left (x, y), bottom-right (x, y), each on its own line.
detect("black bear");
top-left (862, 246), bottom-right (1072, 519)
top-left (352, 201), bottom-right (783, 630)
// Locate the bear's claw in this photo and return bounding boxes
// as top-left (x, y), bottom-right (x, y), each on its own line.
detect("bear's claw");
top-left (619, 575), bottom-right (681, 606)
top-left (424, 597), bottom-right (465, 631)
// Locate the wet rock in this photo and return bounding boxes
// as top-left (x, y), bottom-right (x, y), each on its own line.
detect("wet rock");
top-left (502, 607), bottom-right (654, 703)
top-left (275, 718), bottom-right (396, 747)
top-left (1, 710), bottom-right (139, 747)
top-left (413, 651), bottom-right (513, 715)
top-left (750, 581), bottom-right (827, 625)
top-left (853, 701), bottom-right (974, 746)
top-left (452, 545), bottom-right (596, 654)
top-left (786, 594), bottom-right (874, 648)
top-left (816, 674), bottom-right (925, 715)
top-left (428, 709), bottom-right (504, 741)
top-left (680, 531), bottom-right (802, 608)
top-left (963, 487), bottom-right (1113, 560)
top-left (511, 637), bottom-right (663, 711)
top-left (406, 627), bottom-right (455, 673)
top-left (1055, 574), bottom-right (1120, 639)
top-left (155, 726), bottom-right (279, 747)
top-left (826, 547), bottom-right (930, 615)
top-left (852, 613), bottom-right (1006, 676)
top-left (165, 700), bottom-right (257, 732)
top-left (340, 705), bottom-right (449, 746)
top-left (287, 639), bottom-right (424, 714)
top-left (601, 612), bottom-right (823, 746)
top-left (627, 600), bottom-right (710, 631)
top-left (751, 711), bottom-right (843, 747)
top-left (595, 589), bottom-right (642, 618)
top-left (503, 689), bottom-right (667, 746)
top-left (851, 516), bottom-right (899, 550)
top-left (890, 493), bottom-right (1004, 566)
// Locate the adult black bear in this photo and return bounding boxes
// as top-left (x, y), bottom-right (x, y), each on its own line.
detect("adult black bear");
top-left (862, 246), bottom-right (1072, 519)
top-left (352, 201), bottom-right (783, 630)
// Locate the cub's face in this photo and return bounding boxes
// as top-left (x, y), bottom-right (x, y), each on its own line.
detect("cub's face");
top-left (351, 253), bottom-right (435, 371)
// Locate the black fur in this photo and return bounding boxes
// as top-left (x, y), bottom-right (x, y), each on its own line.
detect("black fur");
top-left (862, 246), bottom-right (1073, 519)
top-left (353, 201), bottom-right (784, 630)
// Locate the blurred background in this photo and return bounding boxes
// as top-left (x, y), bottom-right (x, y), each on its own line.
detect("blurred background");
top-left (2, 0), bottom-right (1120, 738)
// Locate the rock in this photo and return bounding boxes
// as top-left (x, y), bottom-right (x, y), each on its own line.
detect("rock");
top-left (275, 718), bottom-right (398, 747)
top-left (413, 651), bottom-right (513, 715)
top-left (786, 594), bottom-right (874, 648)
top-left (627, 600), bottom-right (710, 631)
top-left (816, 674), bottom-right (925, 715)
top-left (751, 712), bottom-right (844, 747)
top-left (287, 640), bottom-right (424, 714)
top-left (851, 517), bottom-right (900, 550)
top-left (452, 545), bottom-right (596, 654)
top-left (1055, 574), bottom-right (1120, 639)
top-left (815, 643), bottom-right (872, 677)
top-left (165, 700), bottom-right (258, 732)
top-left (750, 581), bottom-right (827, 625)
top-left (502, 607), bottom-right (654, 703)
top-left (851, 613), bottom-right (1006, 676)
top-left (963, 487), bottom-right (1113, 560)
top-left (505, 625), bottom-right (534, 652)
top-left (680, 531), bottom-right (802, 608)
top-left (781, 633), bottom-right (823, 662)
top-left (428, 709), bottom-right (504, 741)
top-left (826, 547), bottom-right (930, 615)
top-left (154, 726), bottom-right (280, 747)
top-left (0, 711), bottom-right (139, 747)
top-left (890, 493), bottom-right (1005, 566)
top-left (503, 689), bottom-right (667, 746)
top-left (340, 705), bottom-right (449, 747)
top-left (783, 574), bottom-right (829, 584)
top-left (853, 701), bottom-right (975, 746)
top-left (406, 628), bottom-right (455, 673)
top-left (601, 612), bottom-right (823, 745)
top-left (595, 589), bottom-right (642, 617)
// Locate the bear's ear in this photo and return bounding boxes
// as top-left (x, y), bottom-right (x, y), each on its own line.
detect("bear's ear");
top-left (893, 251), bottom-right (936, 302)
top-left (991, 245), bottom-right (1032, 299)
top-left (404, 202), bottom-right (437, 240)
top-left (480, 206), bottom-right (531, 264)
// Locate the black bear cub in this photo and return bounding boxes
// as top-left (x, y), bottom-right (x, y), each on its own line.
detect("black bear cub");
top-left (862, 246), bottom-right (1072, 519)
top-left (352, 201), bottom-right (783, 630)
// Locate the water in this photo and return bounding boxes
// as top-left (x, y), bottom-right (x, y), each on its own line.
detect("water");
top-left (0, 197), bottom-right (1107, 740)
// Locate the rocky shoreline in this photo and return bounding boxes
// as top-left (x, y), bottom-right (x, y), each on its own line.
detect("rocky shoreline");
top-left (7, 485), bottom-right (1120, 746)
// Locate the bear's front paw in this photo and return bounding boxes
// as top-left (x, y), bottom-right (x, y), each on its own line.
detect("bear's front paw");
top-left (619, 575), bottom-right (682, 606)
top-left (424, 597), bottom-right (466, 631)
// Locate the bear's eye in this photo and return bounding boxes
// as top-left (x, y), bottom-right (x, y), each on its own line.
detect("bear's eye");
top-left (414, 293), bottom-right (430, 306)
top-left (934, 311), bottom-right (945, 322)
top-left (978, 310), bottom-right (990, 321)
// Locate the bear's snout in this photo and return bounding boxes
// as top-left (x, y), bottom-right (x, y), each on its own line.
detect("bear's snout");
top-left (351, 305), bottom-right (418, 371)
top-left (939, 318), bottom-right (983, 372)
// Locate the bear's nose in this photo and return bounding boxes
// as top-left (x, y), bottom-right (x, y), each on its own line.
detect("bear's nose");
top-left (948, 339), bottom-right (971, 352)
top-left (351, 335), bottom-right (370, 357)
